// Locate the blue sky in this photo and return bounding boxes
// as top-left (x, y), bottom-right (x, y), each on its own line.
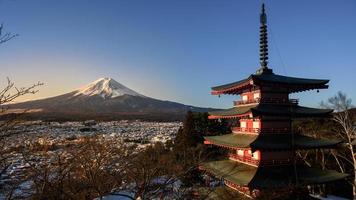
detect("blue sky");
top-left (0, 0), bottom-right (355, 108)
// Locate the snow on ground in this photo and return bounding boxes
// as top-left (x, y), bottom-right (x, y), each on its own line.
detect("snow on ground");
top-left (93, 191), bottom-right (135, 200)
top-left (310, 194), bottom-right (349, 200)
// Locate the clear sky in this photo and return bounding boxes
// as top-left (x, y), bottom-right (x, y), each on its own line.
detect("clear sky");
top-left (0, 0), bottom-right (355, 108)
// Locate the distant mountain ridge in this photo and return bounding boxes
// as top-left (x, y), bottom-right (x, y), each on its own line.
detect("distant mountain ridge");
top-left (8, 78), bottom-right (211, 121)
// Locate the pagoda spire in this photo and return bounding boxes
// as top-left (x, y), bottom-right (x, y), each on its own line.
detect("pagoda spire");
top-left (260, 3), bottom-right (268, 68)
top-left (256, 3), bottom-right (273, 75)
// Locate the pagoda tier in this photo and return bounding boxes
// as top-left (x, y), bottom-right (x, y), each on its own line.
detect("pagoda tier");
top-left (208, 104), bottom-right (332, 119)
top-left (204, 133), bottom-right (341, 151)
top-left (201, 160), bottom-right (348, 189)
top-left (211, 73), bottom-right (329, 95)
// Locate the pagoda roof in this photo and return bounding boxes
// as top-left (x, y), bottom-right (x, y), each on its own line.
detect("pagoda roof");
top-left (209, 105), bottom-right (255, 119)
top-left (211, 78), bottom-right (250, 94)
top-left (208, 104), bottom-right (332, 119)
top-left (211, 73), bottom-right (329, 95)
top-left (204, 133), bottom-right (341, 150)
top-left (252, 73), bottom-right (329, 86)
top-left (201, 160), bottom-right (348, 188)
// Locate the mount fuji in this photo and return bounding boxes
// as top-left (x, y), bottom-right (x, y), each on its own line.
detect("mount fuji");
top-left (9, 78), bottom-right (209, 121)
top-left (74, 78), bottom-right (145, 99)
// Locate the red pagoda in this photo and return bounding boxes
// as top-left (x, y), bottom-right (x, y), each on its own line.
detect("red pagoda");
top-left (201, 4), bottom-right (348, 198)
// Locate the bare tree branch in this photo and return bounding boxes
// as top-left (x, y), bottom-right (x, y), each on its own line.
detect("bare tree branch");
top-left (0, 23), bottom-right (18, 44)
top-left (321, 91), bottom-right (356, 199)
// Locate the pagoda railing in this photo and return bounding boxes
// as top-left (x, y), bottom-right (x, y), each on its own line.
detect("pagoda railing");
top-left (289, 98), bottom-right (299, 104)
top-left (261, 127), bottom-right (290, 133)
top-left (234, 98), bottom-right (260, 106)
top-left (228, 154), bottom-right (259, 166)
top-left (229, 154), bottom-right (292, 166)
top-left (259, 159), bottom-right (292, 166)
top-left (232, 127), bottom-right (289, 134)
top-left (261, 98), bottom-right (299, 105)
top-left (232, 127), bottom-right (260, 134)
top-left (224, 180), bottom-right (251, 195)
top-left (234, 98), bottom-right (298, 106)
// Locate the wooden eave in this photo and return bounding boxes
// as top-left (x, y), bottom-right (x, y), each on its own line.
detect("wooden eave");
top-left (210, 73), bottom-right (330, 95)
top-left (211, 77), bottom-right (253, 95)
top-left (204, 133), bottom-right (342, 151)
top-left (201, 160), bottom-right (349, 189)
top-left (208, 104), bottom-right (332, 119)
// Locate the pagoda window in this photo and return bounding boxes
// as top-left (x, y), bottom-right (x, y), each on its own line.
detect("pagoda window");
top-left (240, 121), bottom-right (247, 128)
top-left (242, 95), bottom-right (248, 102)
top-left (253, 121), bottom-right (260, 129)
top-left (237, 149), bottom-right (244, 156)
top-left (252, 151), bottom-right (260, 160)
top-left (253, 92), bottom-right (260, 100)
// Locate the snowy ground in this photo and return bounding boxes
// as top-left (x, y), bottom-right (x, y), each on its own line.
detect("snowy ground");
top-left (1, 120), bottom-right (182, 199)
top-left (309, 194), bottom-right (349, 200)
top-left (94, 191), bottom-right (135, 200)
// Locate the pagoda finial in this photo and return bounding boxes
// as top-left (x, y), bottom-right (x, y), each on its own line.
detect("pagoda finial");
top-left (256, 3), bottom-right (273, 75)
top-left (261, 3), bottom-right (267, 24)
top-left (260, 3), bottom-right (268, 68)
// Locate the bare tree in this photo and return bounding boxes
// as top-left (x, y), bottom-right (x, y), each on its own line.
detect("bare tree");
top-left (321, 91), bottom-right (356, 199)
top-left (0, 23), bottom-right (18, 45)
top-left (0, 78), bottom-right (42, 198)
top-left (0, 78), bottom-right (42, 155)
top-left (0, 77), bottom-right (43, 136)
top-left (295, 118), bottom-right (334, 169)
top-left (0, 23), bottom-right (34, 139)
top-left (70, 136), bottom-right (130, 199)
top-left (19, 135), bottom-right (132, 200)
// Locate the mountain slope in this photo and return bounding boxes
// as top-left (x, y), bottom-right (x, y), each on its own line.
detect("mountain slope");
top-left (9, 78), bottom-right (209, 120)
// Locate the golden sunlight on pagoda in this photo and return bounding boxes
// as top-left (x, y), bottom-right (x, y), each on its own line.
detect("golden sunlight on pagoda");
top-left (200, 4), bottom-right (348, 198)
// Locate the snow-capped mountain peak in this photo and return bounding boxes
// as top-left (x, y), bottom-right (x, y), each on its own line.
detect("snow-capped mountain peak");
top-left (74, 77), bottom-right (144, 99)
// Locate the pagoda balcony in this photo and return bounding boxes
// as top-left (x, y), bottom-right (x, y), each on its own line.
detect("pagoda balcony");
top-left (232, 127), bottom-right (289, 134)
top-left (229, 154), bottom-right (292, 167)
top-left (232, 127), bottom-right (260, 134)
top-left (261, 98), bottom-right (299, 105)
top-left (233, 98), bottom-right (298, 106)
top-left (228, 154), bottom-right (259, 166)
top-left (259, 158), bottom-right (292, 166)
top-left (224, 180), bottom-right (252, 197)
top-left (234, 99), bottom-right (260, 106)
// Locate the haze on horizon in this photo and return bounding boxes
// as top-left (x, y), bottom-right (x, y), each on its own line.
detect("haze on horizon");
top-left (0, 0), bottom-right (355, 108)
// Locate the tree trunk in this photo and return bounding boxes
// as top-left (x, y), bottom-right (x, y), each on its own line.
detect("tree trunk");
top-left (353, 163), bottom-right (356, 200)
top-left (350, 144), bottom-right (356, 200)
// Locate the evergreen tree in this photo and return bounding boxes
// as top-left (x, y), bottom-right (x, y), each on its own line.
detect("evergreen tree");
top-left (173, 111), bottom-right (230, 186)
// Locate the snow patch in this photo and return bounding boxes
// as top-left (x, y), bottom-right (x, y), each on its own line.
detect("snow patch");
top-left (309, 194), bottom-right (349, 200)
top-left (74, 77), bottom-right (145, 99)
top-left (93, 191), bottom-right (134, 200)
